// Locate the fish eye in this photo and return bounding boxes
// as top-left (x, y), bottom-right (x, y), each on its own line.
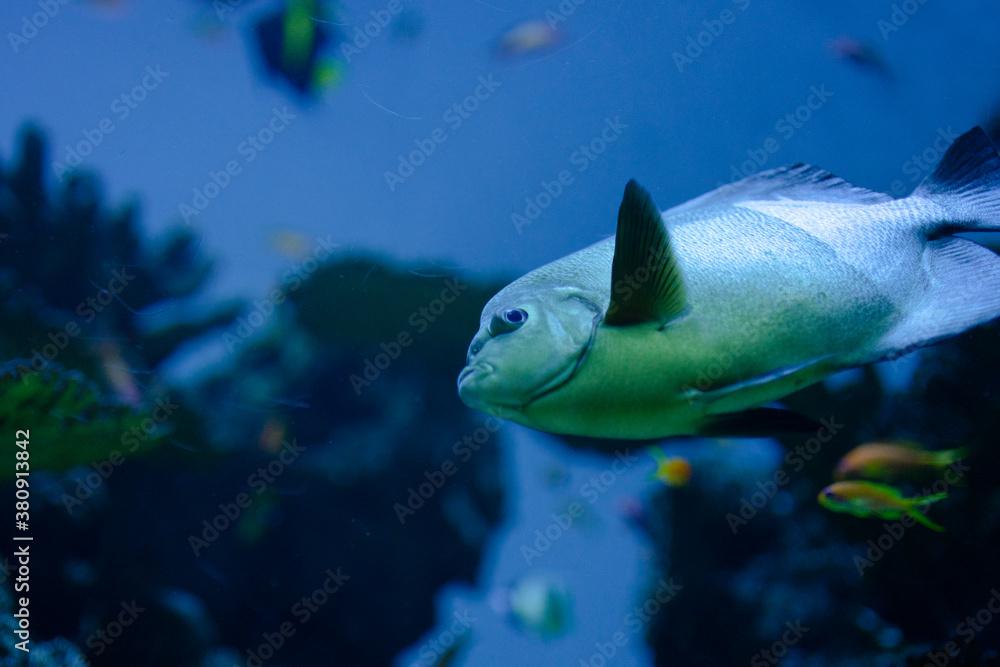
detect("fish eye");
top-left (488, 308), bottom-right (528, 336)
top-left (503, 308), bottom-right (527, 325)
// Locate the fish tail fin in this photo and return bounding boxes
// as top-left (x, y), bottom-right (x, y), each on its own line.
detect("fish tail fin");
top-left (932, 446), bottom-right (969, 468)
top-left (911, 126), bottom-right (1000, 232)
top-left (906, 508), bottom-right (946, 532)
top-left (873, 129), bottom-right (1000, 360)
top-left (905, 492), bottom-right (948, 532)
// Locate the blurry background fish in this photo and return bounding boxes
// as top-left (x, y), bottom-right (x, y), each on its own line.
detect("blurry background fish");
top-left (490, 572), bottom-right (573, 640)
top-left (833, 440), bottom-right (968, 483)
top-left (495, 19), bottom-right (562, 59)
top-left (827, 35), bottom-right (893, 80)
top-left (252, 0), bottom-right (346, 98)
top-left (266, 227), bottom-right (313, 258)
top-left (648, 446), bottom-right (692, 488)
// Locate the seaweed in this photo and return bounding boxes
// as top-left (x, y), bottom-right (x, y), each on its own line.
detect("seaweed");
top-left (0, 360), bottom-right (159, 478)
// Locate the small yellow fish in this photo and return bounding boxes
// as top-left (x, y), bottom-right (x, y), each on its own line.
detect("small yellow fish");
top-left (495, 20), bottom-right (560, 58)
top-left (648, 447), bottom-right (692, 487)
top-left (834, 441), bottom-right (967, 482)
top-left (267, 229), bottom-right (312, 258)
top-left (818, 481), bottom-right (947, 532)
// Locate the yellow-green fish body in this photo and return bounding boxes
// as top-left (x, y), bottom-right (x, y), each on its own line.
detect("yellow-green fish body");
top-left (818, 480), bottom-right (947, 531)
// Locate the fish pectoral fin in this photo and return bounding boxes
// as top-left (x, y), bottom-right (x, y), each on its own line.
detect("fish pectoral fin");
top-left (694, 357), bottom-right (834, 416)
top-left (698, 407), bottom-right (822, 438)
top-left (603, 180), bottom-right (687, 327)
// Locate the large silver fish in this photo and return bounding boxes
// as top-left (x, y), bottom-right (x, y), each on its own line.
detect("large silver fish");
top-left (457, 127), bottom-right (1000, 444)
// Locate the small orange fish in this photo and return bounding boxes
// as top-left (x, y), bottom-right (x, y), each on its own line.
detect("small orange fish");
top-left (648, 447), bottom-right (692, 487)
top-left (818, 481), bottom-right (947, 531)
top-left (258, 416), bottom-right (287, 453)
top-left (834, 441), bottom-right (967, 482)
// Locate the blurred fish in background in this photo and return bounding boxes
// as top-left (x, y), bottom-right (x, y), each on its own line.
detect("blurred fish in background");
top-left (833, 440), bottom-right (968, 483)
top-left (490, 572), bottom-right (574, 640)
top-left (252, 0), bottom-right (347, 98)
top-left (494, 19), bottom-right (561, 59)
top-left (648, 446), bottom-right (692, 488)
top-left (827, 35), bottom-right (893, 80)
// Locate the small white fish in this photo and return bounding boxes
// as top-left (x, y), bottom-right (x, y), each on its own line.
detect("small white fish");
top-left (458, 128), bottom-right (1000, 445)
top-left (502, 573), bottom-right (573, 639)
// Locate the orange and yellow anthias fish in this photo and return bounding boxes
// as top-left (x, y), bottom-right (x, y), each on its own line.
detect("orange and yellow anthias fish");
top-left (817, 481), bottom-right (947, 531)
top-left (833, 440), bottom-right (967, 482)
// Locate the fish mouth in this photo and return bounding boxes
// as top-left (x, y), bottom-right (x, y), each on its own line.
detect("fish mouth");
top-left (458, 311), bottom-right (600, 416)
top-left (457, 363), bottom-right (491, 388)
top-left (457, 363), bottom-right (525, 415)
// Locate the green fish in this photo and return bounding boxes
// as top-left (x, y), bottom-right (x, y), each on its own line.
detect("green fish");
top-left (457, 127), bottom-right (1000, 445)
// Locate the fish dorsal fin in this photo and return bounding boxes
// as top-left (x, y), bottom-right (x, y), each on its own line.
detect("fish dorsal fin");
top-left (664, 164), bottom-right (894, 216)
top-left (604, 180), bottom-right (687, 326)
